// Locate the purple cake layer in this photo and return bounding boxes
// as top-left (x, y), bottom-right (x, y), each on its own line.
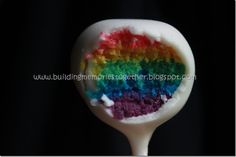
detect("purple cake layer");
top-left (109, 91), bottom-right (171, 119)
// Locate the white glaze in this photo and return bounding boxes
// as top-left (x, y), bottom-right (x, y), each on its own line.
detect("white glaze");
top-left (71, 19), bottom-right (195, 155)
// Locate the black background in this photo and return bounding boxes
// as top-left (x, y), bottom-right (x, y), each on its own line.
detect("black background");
top-left (1, 0), bottom-right (235, 155)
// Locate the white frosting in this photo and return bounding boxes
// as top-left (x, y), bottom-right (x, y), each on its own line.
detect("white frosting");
top-left (90, 99), bottom-right (99, 106)
top-left (71, 19), bottom-right (195, 155)
top-left (161, 94), bottom-right (168, 103)
top-left (101, 94), bottom-right (114, 107)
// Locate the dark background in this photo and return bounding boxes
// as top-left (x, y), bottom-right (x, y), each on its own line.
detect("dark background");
top-left (1, 0), bottom-right (235, 155)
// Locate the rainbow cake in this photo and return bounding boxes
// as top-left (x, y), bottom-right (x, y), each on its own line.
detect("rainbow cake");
top-left (80, 28), bottom-right (185, 120)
